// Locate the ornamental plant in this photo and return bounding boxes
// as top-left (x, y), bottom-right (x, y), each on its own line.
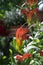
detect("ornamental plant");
top-left (0, 0), bottom-right (43, 65)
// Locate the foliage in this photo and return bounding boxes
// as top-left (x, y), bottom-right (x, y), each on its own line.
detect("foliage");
top-left (0, 0), bottom-right (25, 19)
top-left (4, 7), bottom-right (26, 27)
top-left (0, 0), bottom-right (43, 65)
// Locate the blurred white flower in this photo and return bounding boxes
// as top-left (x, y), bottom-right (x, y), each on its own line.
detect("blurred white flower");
top-left (0, 52), bottom-right (3, 56)
top-left (30, 60), bottom-right (34, 64)
top-left (29, 36), bottom-right (33, 40)
top-left (38, 1), bottom-right (43, 5)
top-left (41, 21), bottom-right (43, 24)
top-left (38, 3), bottom-right (43, 11)
top-left (23, 47), bottom-right (28, 53)
top-left (13, 37), bottom-right (16, 39)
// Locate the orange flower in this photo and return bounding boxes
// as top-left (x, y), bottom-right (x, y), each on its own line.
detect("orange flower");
top-left (22, 53), bottom-right (32, 61)
top-left (16, 53), bottom-right (32, 61)
top-left (27, 10), bottom-right (34, 20)
top-left (21, 9), bottom-right (29, 17)
top-left (21, 8), bottom-right (38, 21)
top-left (26, 0), bottom-right (38, 5)
top-left (16, 27), bottom-right (29, 39)
top-left (16, 27), bottom-right (29, 46)
top-left (27, 8), bottom-right (38, 20)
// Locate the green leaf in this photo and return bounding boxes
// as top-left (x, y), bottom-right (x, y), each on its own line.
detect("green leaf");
top-left (9, 49), bottom-right (13, 54)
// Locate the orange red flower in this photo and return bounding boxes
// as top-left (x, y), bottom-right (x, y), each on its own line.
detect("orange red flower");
top-left (22, 53), bottom-right (32, 61)
top-left (21, 7), bottom-right (30, 17)
top-left (27, 8), bottom-right (38, 20)
top-left (21, 8), bottom-right (38, 21)
top-left (26, 0), bottom-right (38, 5)
top-left (16, 27), bottom-right (29, 46)
top-left (16, 53), bottom-right (32, 61)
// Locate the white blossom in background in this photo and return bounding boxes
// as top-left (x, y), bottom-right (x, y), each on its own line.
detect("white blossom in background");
top-left (0, 52), bottom-right (3, 56)
top-left (38, 0), bottom-right (43, 5)
top-left (38, 0), bottom-right (43, 11)
top-left (39, 3), bottom-right (43, 11)
top-left (16, 8), bottom-right (21, 15)
top-left (29, 36), bottom-right (34, 40)
top-left (30, 60), bottom-right (35, 65)
top-left (41, 21), bottom-right (43, 24)
top-left (13, 37), bottom-right (16, 39)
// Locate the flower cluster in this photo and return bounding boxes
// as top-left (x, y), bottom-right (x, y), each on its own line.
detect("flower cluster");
top-left (21, 0), bottom-right (39, 23)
